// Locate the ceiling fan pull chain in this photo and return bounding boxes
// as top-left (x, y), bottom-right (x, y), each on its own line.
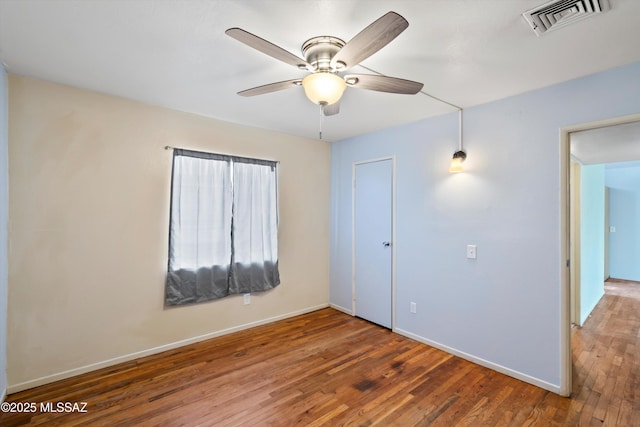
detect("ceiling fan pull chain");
top-left (319, 103), bottom-right (324, 140)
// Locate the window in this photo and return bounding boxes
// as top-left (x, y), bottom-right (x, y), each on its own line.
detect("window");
top-left (166, 149), bottom-right (279, 306)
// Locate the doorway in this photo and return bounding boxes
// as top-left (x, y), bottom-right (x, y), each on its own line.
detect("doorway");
top-left (561, 112), bottom-right (640, 396)
top-left (353, 157), bottom-right (395, 329)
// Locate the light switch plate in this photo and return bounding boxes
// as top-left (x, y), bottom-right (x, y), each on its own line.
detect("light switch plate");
top-left (467, 244), bottom-right (477, 259)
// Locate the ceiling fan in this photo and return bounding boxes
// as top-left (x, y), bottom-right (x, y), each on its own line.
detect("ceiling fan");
top-left (225, 11), bottom-right (424, 117)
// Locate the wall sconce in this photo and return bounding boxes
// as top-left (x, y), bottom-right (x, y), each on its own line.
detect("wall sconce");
top-left (449, 150), bottom-right (467, 173)
top-left (449, 109), bottom-right (466, 173)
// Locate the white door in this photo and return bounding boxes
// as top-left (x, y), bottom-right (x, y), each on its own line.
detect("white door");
top-left (354, 159), bottom-right (393, 328)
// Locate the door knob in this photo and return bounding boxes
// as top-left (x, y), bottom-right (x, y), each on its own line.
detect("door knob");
top-left (382, 241), bottom-right (391, 247)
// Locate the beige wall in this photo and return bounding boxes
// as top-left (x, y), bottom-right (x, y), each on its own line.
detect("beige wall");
top-left (7, 75), bottom-right (330, 391)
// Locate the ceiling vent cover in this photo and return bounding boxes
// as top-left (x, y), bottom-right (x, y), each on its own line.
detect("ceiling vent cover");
top-left (522, 0), bottom-right (610, 36)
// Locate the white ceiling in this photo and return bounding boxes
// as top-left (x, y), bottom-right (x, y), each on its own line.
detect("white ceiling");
top-left (571, 120), bottom-right (640, 165)
top-left (1, 0), bottom-right (640, 142)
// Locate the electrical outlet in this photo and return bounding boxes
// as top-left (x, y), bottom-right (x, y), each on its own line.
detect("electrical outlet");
top-left (610, 226), bottom-right (616, 233)
top-left (410, 302), bottom-right (417, 313)
top-left (243, 293), bottom-right (251, 305)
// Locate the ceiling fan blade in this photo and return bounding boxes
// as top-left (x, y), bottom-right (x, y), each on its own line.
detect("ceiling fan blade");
top-left (330, 12), bottom-right (408, 70)
top-left (345, 74), bottom-right (423, 94)
top-left (226, 28), bottom-right (312, 70)
top-left (238, 79), bottom-right (302, 97)
top-left (323, 101), bottom-right (340, 116)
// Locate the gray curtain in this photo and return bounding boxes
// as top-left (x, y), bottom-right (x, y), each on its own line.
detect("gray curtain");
top-left (166, 149), bottom-right (280, 306)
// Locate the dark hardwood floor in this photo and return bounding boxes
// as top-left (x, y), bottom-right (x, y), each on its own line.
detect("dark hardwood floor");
top-left (2, 280), bottom-right (639, 426)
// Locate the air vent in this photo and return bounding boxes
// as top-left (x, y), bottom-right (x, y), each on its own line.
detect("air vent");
top-left (522, 0), bottom-right (610, 36)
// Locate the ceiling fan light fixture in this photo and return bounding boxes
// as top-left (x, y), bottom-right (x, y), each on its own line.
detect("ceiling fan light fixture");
top-left (302, 72), bottom-right (346, 105)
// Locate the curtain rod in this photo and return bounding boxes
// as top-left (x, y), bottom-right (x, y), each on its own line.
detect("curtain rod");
top-left (164, 145), bottom-right (280, 164)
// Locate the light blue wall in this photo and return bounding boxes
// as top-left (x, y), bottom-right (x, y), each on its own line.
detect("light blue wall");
top-left (606, 162), bottom-right (640, 281)
top-left (0, 62), bottom-right (8, 400)
top-left (330, 61), bottom-right (640, 391)
top-left (580, 165), bottom-right (605, 324)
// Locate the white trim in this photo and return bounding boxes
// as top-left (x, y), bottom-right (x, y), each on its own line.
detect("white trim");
top-left (329, 303), bottom-right (353, 315)
top-left (391, 156), bottom-right (397, 330)
top-left (7, 304), bottom-right (328, 394)
top-left (559, 126), bottom-right (572, 397)
top-left (558, 112), bottom-right (640, 397)
top-left (351, 156), bottom-right (396, 328)
top-left (351, 162), bottom-right (356, 315)
top-left (394, 328), bottom-right (562, 394)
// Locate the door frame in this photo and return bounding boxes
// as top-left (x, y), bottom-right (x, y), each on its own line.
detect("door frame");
top-left (351, 156), bottom-right (397, 329)
top-left (569, 158), bottom-right (581, 327)
top-left (560, 111), bottom-right (640, 397)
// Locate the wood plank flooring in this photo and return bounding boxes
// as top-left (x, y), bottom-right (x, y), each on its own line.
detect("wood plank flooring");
top-left (2, 280), bottom-right (639, 426)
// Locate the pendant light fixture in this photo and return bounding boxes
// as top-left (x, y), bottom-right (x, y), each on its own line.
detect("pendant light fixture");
top-left (449, 109), bottom-right (467, 173)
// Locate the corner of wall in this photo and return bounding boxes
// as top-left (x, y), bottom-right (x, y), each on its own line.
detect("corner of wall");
top-left (0, 63), bottom-right (9, 401)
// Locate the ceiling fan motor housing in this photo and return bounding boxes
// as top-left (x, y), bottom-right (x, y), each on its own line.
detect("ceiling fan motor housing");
top-left (301, 36), bottom-right (346, 72)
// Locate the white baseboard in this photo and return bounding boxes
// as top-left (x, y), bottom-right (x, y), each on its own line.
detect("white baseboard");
top-left (393, 327), bottom-right (562, 395)
top-left (8, 303), bottom-right (329, 394)
top-left (329, 303), bottom-right (353, 315)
